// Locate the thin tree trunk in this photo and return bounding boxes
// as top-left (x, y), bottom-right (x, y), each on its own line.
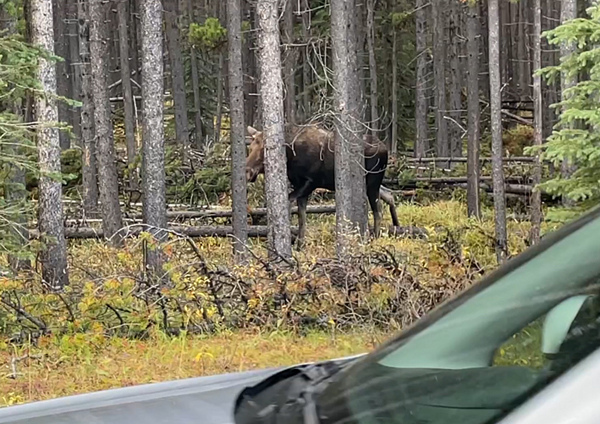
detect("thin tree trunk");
top-left (488, 0), bottom-right (508, 263)
top-left (560, 0), bottom-right (577, 206)
top-left (31, 0), bottom-right (69, 289)
top-left (77, 0), bottom-right (99, 216)
top-left (391, 26), bottom-right (398, 156)
top-left (350, 0), bottom-right (368, 233)
top-left (282, 0), bottom-right (296, 124)
top-left (1, 9), bottom-right (30, 271)
top-left (164, 0), bottom-right (191, 157)
top-left (214, 51), bottom-right (225, 143)
top-left (331, 0), bottom-right (366, 257)
top-left (432, 0), bottom-right (449, 157)
top-left (448, 0), bottom-right (463, 157)
top-left (89, 0), bottom-right (124, 246)
top-left (256, 0), bottom-right (292, 261)
top-left (415, 0), bottom-right (428, 158)
top-left (466, 1), bottom-right (481, 219)
top-left (141, 0), bottom-right (168, 279)
top-left (530, 0), bottom-right (543, 244)
top-left (366, 0), bottom-right (379, 134)
top-left (117, 0), bottom-right (138, 189)
top-left (301, 0), bottom-right (311, 121)
top-left (53, 0), bottom-right (71, 149)
top-left (187, 0), bottom-right (204, 148)
top-left (227, 0), bottom-right (249, 262)
top-left (517, 0), bottom-right (530, 99)
top-left (67, 0), bottom-right (81, 144)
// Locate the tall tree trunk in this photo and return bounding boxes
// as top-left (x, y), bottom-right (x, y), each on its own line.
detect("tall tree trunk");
top-left (300, 0), bottom-right (311, 122)
top-left (281, 0), bottom-right (296, 124)
top-left (227, 0), bottom-right (249, 262)
top-left (530, 0), bottom-right (543, 244)
top-left (560, 0), bottom-right (577, 205)
top-left (1, 8), bottom-right (30, 271)
top-left (432, 0), bottom-right (449, 157)
top-left (243, 0), bottom-right (257, 127)
top-left (187, 0), bottom-right (204, 148)
top-left (77, 0), bottom-right (99, 216)
top-left (466, 1), bottom-right (481, 219)
top-left (256, 0), bottom-right (292, 261)
top-left (366, 0), bottom-right (379, 134)
top-left (117, 0), bottom-right (138, 189)
top-left (391, 26), bottom-right (398, 156)
top-left (214, 51), bottom-right (225, 143)
top-left (331, 0), bottom-right (366, 257)
top-left (89, 0), bottom-right (124, 246)
top-left (67, 0), bottom-right (82, 144)
top-left (448, 0), bottom-right (463, 157)
top-left (53, 0), bottom-right (71, 149)
top-left (414, 0), bottom-right (428, 158)
top-left (488, 0), bottom-right (508, 263)
top-left (141, 0), bottom-right (168, 279)
top-left (517, 0), bottom-right (530, 99)
top-left (31, 0), bottom-right (69, 289)
top-left (164, 0), bottom-right (190, 158)
top-left (349, 0), bottom-right (368, 233)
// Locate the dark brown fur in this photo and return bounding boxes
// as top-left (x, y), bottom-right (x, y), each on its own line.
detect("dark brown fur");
top-left (246, 123), bottom-right (398, 246)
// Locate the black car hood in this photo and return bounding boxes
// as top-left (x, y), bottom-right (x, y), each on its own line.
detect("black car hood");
top-left (0, 354), bottom-right (364, 424)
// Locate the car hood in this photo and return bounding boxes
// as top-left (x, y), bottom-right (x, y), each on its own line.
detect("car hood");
top-left (0, 366), bottom-right (283, 424)
top-left (0, 354), bottom-right (364, 424)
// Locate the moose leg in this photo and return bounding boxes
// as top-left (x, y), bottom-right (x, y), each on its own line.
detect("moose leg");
top-left (296, 195), bottom-right (309, 248)
top-left (368, 189), bottom-right (382, 238)
top-left (289, 178), bottom-right (314, 202)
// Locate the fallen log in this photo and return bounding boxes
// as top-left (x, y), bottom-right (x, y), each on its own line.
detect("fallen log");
top-left (30, 225), bottom-right (299, 240)
top-left (406, 156), bottom-right (535, 164)
top-left (383, 176), bottom-right (532, 186)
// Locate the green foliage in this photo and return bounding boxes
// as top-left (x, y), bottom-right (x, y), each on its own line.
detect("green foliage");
top-left (529, 4), bottom-right (600, 206)
top-left (189, 18), bottom-right (227, 50)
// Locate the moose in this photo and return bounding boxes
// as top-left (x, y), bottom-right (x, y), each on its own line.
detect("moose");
top-left (245, 123), bottom-right (400, 247)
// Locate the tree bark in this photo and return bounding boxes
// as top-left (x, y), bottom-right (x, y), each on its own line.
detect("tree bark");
top-left (256, 0), bottom-right (292, 261)
top-left (31, 0), bottom-right (70, 289)
top-left (187, 0), bottom-right (204, 148)
top-left (117, 0), bottom-right (138, 190)
top-left (466, 1), bottom-right (481, 219)
top-left (331, 0), bottom-right (366, 257)
top-left (53, 0), bottom-right (71, 150)
top-left (348, 0), bottom-right (368, 233)
top-left (530, 0), bottom-right (543, 245)
top-left (281, 0), bottom-right (296, 124)
top-left (366, 0), bottom-right (379, 134)
top-left (67, 0), bottom-right (81, 144)
top-left (214, 51), bottom-right (225, 143)
top-left (1, 8), bottom-right (30, 271)
top-left (300, 0), bottom-right (311, 121)
top-left (488, 0), bottom-right (508, 263)
top-left (448, 0), bottom-right (463, 157)
top-left (164, 0), bottom-right (190, 158)
top-left (391, 25), bottom-right (398, 156)
top-left (77, 0), bottom-right (99, 217)
top-left (432, 0), bottom-right (449, 157)
top-left (141, 0), bottom-right (168, 279)
top-left (560, 0), bottom-right (577, 206)
top-left (414, 0), bottom-right (428, 158)
top-left (89, 0), bottom-right (124, 246)
top-left (227, 0), bottom-right (249, 262)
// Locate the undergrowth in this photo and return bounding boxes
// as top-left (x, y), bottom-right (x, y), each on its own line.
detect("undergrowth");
top-left (0, 200), bottom-right (567, 407)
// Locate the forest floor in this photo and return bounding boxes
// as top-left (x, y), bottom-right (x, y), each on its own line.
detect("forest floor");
top-left (0, 199), bottom-right (579, 407)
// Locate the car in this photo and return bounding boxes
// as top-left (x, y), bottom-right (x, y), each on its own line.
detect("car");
top-left (3, 205), bottom-right (600, 424)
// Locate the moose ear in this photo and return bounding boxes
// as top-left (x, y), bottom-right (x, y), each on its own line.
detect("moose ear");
top-left (247, 126), bottom-right (258, 136)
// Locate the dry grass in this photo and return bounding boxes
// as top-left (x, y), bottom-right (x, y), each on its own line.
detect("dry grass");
top-left (0, 329), bottom-right (388, 407)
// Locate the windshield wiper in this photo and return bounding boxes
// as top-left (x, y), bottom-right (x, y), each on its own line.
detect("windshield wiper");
top-left (234, 360), bottom-right (347, 424)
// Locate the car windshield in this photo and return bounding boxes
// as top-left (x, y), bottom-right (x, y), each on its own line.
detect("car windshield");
top-left (316, 206), bottom-right (600, 424)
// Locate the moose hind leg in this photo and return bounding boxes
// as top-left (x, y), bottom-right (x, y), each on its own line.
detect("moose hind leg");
top-left (296, 195), bottom-right (309, 249)
top-left (368, 190), bottom-right (382, 238)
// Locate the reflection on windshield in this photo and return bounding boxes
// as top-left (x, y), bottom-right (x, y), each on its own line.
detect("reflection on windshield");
top-left (317, 210), bottom-right (600, 424)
